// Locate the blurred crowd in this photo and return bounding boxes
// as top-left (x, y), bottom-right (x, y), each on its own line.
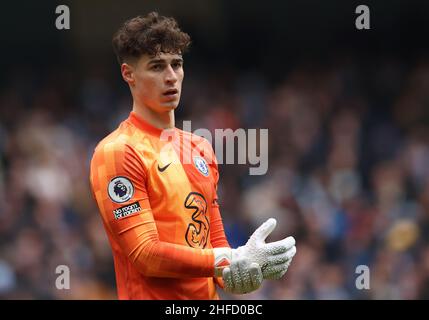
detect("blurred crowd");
top-left (1, 54), bottom-right (429, 299)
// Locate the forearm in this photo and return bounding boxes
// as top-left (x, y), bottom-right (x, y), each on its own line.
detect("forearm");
top-left (111, 211), bottom-right (215, 278)
top-left (210, 206), bottom-right (230, 248)
top-left (209, 206), bottom-right (230, 288)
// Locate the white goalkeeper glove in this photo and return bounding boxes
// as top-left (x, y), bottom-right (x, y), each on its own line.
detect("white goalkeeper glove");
top-left (222, 258), bottom-right (263, 294)
top-left (214, 218), bottom-right (296, 282)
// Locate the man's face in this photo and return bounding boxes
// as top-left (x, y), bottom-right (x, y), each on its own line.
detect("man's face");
top-left (126, 52), bottom-right (184, 113)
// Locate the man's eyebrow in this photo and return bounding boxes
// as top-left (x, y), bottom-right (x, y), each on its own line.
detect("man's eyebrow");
top-left (148, 59), bottom-right (165, 64)
top-left (148, 57), bottom-right (183, 64)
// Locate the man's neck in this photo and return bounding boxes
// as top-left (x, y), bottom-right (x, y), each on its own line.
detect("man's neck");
top-left (132, 102), bottom-right (175, 130)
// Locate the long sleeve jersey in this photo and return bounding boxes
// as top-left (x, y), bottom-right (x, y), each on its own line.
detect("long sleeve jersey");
top-left (89, 111), bottom-right (230, 299)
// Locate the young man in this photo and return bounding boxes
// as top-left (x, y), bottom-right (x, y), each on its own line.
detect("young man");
top-left (89, 12), bottom-right (297, 300)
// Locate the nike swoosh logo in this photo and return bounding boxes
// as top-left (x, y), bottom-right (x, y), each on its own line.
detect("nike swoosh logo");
top-left (157, 162), bottom-right (172, 172)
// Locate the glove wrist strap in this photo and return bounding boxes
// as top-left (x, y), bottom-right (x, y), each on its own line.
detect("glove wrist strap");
top-left (213, 248), bottom-right (232, 277)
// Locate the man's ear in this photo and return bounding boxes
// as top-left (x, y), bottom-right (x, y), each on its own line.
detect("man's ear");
top-left (121, 63), bottom-right (135, 86)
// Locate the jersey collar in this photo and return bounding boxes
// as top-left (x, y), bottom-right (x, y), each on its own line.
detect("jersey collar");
top-left (128, 111), bottom-right (176, 137)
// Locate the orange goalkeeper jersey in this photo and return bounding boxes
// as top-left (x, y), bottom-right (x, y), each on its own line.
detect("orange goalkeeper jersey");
top-left (89, 111), bottom-right (230, 300)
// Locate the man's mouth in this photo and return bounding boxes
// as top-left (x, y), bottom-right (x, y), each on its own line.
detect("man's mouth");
top-left (163, 88), bottom-right (178, 96)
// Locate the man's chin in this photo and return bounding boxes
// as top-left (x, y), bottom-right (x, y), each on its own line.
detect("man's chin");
top-left (159, 102), bottom-right (179, 111)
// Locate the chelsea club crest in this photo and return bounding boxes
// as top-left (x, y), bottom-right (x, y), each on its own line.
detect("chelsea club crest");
top-left (193, 156), bottom-right (209, 177)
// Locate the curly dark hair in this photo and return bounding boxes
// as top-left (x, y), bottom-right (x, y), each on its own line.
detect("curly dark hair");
top-left (112, 12), bottom-right (191, 65)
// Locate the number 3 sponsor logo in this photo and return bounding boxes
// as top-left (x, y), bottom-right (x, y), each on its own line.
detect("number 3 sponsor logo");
top-left (184, 192), bottom-right (210, 249)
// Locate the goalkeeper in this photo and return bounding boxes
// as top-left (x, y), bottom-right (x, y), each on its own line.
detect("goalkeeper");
top-left (89, 12), bottom-right (296, 300)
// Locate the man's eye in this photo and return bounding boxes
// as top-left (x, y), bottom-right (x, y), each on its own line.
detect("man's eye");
top-left (172, 62), bottom-right (182, 69)
top-left (151, 64), bottom-right (163, 71)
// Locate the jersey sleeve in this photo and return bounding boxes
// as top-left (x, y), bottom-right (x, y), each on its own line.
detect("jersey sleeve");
top-left (90, 142), bottom-right (215, 278)
top-left (206, 142), bottom-right (230, 289)
top-left (208, 144), bottom-right (230, 249)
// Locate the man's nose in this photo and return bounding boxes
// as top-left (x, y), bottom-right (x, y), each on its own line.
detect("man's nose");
top-left (165, 65), bottom-right (178, 84)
